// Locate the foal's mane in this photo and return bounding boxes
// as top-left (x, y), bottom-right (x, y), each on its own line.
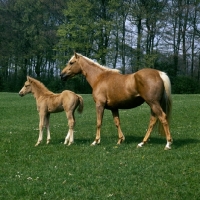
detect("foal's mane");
top-left (76, 53), bottom-right (120, 73)
top-left (28, 76), bottom-right (53, 94)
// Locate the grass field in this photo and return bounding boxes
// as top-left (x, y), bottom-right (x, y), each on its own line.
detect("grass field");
top-left (0, 92), bottom-right (200, 199)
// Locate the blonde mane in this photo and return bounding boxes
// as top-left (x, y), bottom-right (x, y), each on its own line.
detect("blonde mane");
top-left (28, 77), bottom-right (53, 94)
top-left (75, 53), bottom-right (120, 73)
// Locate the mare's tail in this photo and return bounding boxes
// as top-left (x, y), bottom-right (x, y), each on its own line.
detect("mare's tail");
top-left (76, 94), bottom-right (84, 113)
top-left (158, 71), bottom-right (172, 134)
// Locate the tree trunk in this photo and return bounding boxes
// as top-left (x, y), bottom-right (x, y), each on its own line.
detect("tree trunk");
top-left (182, 0), bottom-right (189, 75)
top-left (136, 17), bottom-right (142, 71)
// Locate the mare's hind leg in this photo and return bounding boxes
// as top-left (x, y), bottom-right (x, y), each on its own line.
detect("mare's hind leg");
top-left (150, 103), bottom-right (172, 150)
top-left (64, 110), bottom-right (75, 145)
top-left (137, 112), bottom-right (157, 148)
top-left (35, 112), bottom-right (46, 146)
top-left (112, 109), bottom-right (125, 144)
top-left (157, 112), bottom-right (172, 150)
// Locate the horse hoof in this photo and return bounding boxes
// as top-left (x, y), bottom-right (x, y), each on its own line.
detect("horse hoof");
top-left (164, 146), bottom-right (171, 150)
top-left (91, 142), bottom-right (96, 146)
top-left (117, 141), bottom-right (123, 145)
top-left (164, 141), bottom-right (172, 150)
top-left (64, 141), bottom-right (68, 145)
top-left (91, 139), bottom-right (100, 146)
top-left (137, 142), bottom-right (144, 148)
top-left (91, 141), bottom-right (100, 146)
top-left (117, 138), bottom-right (125, 145)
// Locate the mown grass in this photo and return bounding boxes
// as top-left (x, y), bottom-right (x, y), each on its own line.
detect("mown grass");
top-left (0, 92), bottom-right (200, 200)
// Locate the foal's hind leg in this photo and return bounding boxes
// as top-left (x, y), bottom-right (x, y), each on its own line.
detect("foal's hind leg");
top-left (112, 109), bottom-right (125, 144)
top-left (64, 110), bottom-right (75, 145)
top-left (137, 112), bottom-right (157, 148)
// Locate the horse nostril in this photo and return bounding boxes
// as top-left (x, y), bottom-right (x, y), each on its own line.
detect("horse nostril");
top-left (60, 73), bottom-right (66, 80)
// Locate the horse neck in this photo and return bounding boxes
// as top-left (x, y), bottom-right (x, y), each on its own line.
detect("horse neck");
top-left (31, 82), bottom-right (50, 99)
top-left (80, 58), bottom-right (104, 88)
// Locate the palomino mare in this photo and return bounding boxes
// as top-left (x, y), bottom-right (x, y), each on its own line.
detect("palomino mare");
top-left (19, 76), bottom-right (83, 146)
top-left (60, 53), bottom-right (172, 150)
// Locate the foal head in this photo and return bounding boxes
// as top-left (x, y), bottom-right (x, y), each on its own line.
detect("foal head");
top-left (19, 76), bottom-right (32, 97)
top-left (60, 53), bottom-right (82, 81)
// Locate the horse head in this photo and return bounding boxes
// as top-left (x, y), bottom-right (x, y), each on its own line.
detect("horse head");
top-left (19, 76), bottom-right (32, 97)
top-left (60, 53), bottom-right (82, 81)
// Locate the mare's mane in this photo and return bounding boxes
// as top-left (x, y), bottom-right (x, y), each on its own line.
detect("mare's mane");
top-left (28, 77), bottom-right (53, 94)
top-left (75, 53), bottom-right (120, 73)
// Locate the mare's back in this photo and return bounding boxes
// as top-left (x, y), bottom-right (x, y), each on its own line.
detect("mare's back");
top-left (96, 71), bottom-right (132, 86)
top-left (93, 71), bottom-right (137, 99)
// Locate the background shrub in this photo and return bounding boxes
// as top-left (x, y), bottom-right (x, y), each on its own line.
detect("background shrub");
top-left (172, 76), bottom-right (200, 94)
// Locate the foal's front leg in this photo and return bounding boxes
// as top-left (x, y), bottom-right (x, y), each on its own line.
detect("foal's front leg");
top-left (91, 103), bottom-right (104, 145)
top-left (35, 113), bottom-right (46, 146)
top-left (112, 109), bottom-right (125, 144)
top-left (45, 114), bottom-right (51, 144)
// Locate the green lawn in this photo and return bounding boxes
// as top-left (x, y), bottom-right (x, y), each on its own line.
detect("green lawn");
top-left (0, 93), bottom-right (200, 199)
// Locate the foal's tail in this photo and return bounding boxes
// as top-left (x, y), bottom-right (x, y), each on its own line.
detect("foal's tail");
top-left (159, 71), bottom-right (172, 134)
top-left (76, 94), bottom-right (84, 114)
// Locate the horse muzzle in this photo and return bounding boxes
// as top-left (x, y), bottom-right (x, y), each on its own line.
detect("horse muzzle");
top-left (60, 73), bottom-right (70, 81)
top-left (19, 92), bottom-right (24, 97)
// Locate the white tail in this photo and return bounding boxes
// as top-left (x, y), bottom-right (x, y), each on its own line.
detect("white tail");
top-left (159, 71), bottom-right (171, 98)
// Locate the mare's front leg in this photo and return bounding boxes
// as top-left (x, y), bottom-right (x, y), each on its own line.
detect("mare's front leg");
top-left (112, 109), bottom-right (125, 144)
top-left (64, 110), bottom-right (75, 145)
top-left (91, 103), bottom-right (104, 145)
top-left (35, 112), bottom-right (46, 146)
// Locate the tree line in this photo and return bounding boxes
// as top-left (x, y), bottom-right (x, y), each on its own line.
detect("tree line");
top-left (0, 0), bottom-right (200, 94)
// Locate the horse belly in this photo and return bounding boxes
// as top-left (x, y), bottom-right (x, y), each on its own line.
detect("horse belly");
top-left (47, 102), bottom-right (64, 113)
top-left (106, 96), bottom-right (144, 109)
top-left (49, 105), bottom-right (64, 113)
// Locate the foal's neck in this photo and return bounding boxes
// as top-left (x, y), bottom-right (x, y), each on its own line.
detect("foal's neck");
top-left (31, 82), bottom-right (51, 99)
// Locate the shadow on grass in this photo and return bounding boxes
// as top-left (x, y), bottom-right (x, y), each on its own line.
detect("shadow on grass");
top-left (74, 138), bottom-right (92, 145)
top-left (54, 138), bottom-right (92, 145)
top-left (125, 135), bottom-right (200, 149)
top-left (173, 138), bottom-right (200, 148)
top-left (52, 134), bottom-right (200, 148)
top-left (124, 135), bottom-right (144, 144)
top-left (124, 136), bottom-right (168, 146)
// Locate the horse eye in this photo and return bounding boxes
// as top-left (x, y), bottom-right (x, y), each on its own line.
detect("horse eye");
top-left (69, 61), bottom-right (75, 65)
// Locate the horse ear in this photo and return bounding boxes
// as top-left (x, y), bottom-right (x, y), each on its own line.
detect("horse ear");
top-left (27, 76), bottom-right (32, 82)
top-left (74, 52), bottom-right (79, 59)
